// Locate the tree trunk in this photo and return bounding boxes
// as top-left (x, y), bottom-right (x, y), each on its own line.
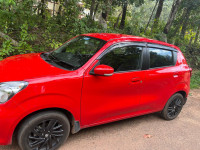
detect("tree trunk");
top-left (53, 0), bottom-right (56, 17)
top-left (189, 36), bottom-right (194, 47)
top-left (93, 2), bottom-right (99, 20)
top-left (144, 0), bottom-right (159, 34)
top-left (57, 2), bottom-right (62, 16)
top-left (56, 1), bottom-right (62, 24)
top-left (41, 0), bottom-right (45, 19)
top-left (171, 8), bottom-right (187, 37)
top-left (180, 8), bottom-right (191, 39)
top-left (194, 26), bottom-right (200, 45)
top-left (101, 12), bottom-right (107, 21)
top-left (164, 0), bottom-right (182, 34)
top-left (153, 0), bottom-right (164, 29)
top-left (114, 11), bottom-right (122, 29)
top-left (9, 4), bottom-right (11, 12)
top-left (102, 0), bottom-right (112, 21)
top-left (90, 0), bottom-right (95, 20)
top-left (0, 31), bottom-right (19, 46)
top-left (119, 1), bottom-right (128, 29)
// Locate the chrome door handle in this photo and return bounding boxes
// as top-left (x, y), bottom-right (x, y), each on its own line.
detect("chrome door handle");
top-left (173, 75), bottom-right (178, 78)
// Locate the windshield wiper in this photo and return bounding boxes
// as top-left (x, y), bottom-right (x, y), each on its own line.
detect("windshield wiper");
top-left (48, 53), bottom-right (76, 69)
top-left (48, 53), bottom-right (60, 62)
top-left (41, 53), bottom-right (52, 61)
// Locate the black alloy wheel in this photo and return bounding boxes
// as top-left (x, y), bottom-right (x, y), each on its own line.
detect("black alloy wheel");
top-left (18, 111), bottom-right (70, 150)
top-left (28, 119), bottom-right (65, 150)
top-left (167, 98), bottom-right (182, 118)
top-left (161, 93), bottom-right (184, 120)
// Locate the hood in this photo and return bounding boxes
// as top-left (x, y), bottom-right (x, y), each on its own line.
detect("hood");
top-left (0, 53), bottom-right (70, 82)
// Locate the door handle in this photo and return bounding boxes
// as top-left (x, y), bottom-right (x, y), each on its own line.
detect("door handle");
top-left (173, 74), bottom-right (179, 78)
top-left (131, 77), bottom-right (142, 83)
top-left (173, 71), bottom-right (180, 78)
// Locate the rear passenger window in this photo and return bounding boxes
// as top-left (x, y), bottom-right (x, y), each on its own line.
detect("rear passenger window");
top-left (149, 48), bottom-right (173, 68)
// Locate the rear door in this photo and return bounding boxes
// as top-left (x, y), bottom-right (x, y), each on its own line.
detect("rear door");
top-left (141, 44), bottom-right (179, 111)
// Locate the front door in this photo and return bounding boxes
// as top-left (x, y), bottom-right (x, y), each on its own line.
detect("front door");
top-left (81, 43), bottom-right (146, 126)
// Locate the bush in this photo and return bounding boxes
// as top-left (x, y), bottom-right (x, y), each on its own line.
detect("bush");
top-left (190, 71), bottom-right (200, 89)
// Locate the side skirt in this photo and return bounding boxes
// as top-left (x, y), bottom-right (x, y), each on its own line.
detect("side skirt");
top-left (71, 121), bottom-right (81, 134)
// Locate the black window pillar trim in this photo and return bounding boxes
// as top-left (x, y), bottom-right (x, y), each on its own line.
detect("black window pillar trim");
top-left (89, 61), bottom-right (100, 75)
top-left (173, 51), bottom-right (178, 65)
top-left (141, 43), bottom-right (149, 70)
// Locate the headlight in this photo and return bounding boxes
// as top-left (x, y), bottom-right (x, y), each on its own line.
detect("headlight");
top-left (0, 81), bottom-right (28, 103)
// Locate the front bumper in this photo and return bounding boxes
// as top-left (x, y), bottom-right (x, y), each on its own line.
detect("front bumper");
top-left (0, 106), bottom-right (21, 145)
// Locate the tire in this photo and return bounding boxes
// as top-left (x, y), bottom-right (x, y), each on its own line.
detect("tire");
top-left (17, 111), bottom-right (70, 150)
top-left (161, 93), bottom-right (184, 120)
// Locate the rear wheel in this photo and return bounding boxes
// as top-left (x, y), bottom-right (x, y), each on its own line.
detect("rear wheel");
top-left (161, 93), bottom-right (184, 120)
top-left (18, 111), bottom-right (70, 150)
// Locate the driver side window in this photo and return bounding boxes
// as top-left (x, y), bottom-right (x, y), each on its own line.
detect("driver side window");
top-left (100, 45), bottom-right (143, 72)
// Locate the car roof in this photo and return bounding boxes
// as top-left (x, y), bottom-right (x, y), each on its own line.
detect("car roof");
top-left (82, 33), bottom-right (179, 50)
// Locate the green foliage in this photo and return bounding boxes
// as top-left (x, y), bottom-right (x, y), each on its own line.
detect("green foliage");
top-left (0, 40), bottom-right (13, 60)
top-left (18, 22), bottom-right (33, 52)
top-left (0, 0), bottom-right (16, 6)
top-left (190, 71), bottom-right (200, 89)
top-left (185, 45), bottom-right (200, 69)
top-left (0, 0), bottom-right (199, 71)
top-left (72, 17), bottom-right (105, 34)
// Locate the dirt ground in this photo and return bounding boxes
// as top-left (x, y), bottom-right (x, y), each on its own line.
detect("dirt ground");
top-left (1, 89), bottom-right (200, 150)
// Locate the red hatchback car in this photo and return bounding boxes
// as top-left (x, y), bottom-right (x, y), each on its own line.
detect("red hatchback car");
top-left (0, 33), bottom-right (191, 150)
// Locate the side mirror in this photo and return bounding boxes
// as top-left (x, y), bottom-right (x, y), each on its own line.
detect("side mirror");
top-left (93, 65), bottom-right (114, 76)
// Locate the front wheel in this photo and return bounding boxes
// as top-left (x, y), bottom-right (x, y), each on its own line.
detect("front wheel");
top-left (161, 93), bottom-right (184, 120)
top-left (18, 111), bottom-right (70, 150)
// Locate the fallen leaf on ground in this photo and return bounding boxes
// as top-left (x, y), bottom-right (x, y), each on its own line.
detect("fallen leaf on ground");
top-left (144, 134), bottom-right (153, 138)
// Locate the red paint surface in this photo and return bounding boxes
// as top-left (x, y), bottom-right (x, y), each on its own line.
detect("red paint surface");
top-left (93, 65), bottom-right (114, 75)
top-left (0, 33), bottom-right (191, 145)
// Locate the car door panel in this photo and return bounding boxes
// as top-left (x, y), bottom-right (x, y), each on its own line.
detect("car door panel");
top-left (81, 67), bottom-right (145, 126)
top-left (141, 67), bottom-right (178, 111)
top-left (140, 46), bottom-right (179, 111)
top-left (81, 44), bottom-right (146, 126)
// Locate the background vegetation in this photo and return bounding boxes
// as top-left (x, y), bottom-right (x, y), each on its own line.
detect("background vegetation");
top-left (191, 71), bottom-right (200, 89)
top-left (0, 0), bottom-right (199, 87)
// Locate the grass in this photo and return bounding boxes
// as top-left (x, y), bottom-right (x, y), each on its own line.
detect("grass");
top-left (190, 70), bottom-right (200, 89)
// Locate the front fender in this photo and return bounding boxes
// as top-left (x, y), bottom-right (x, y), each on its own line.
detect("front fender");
top-left (0, 94), bottom-right (80, 145)
top-left (15, 94), bottom-right (80, 121)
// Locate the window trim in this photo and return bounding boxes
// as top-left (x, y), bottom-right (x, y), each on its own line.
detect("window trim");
top-left (90, 42), bottom-right (147, 74)
top-left (97, 42), bottom-right (146, 59)
top-left (90, 42), bottom-right (179, 75)
top-left (173, 51), bottom-right (178, 65)
top-left (147, 43), bottom-right (178, 52)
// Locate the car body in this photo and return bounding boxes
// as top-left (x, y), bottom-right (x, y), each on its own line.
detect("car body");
top-left (0, 33), bottom-right (191, 149)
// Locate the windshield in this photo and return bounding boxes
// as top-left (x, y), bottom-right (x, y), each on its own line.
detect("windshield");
top-left (49, 36), bottom-right (106, 70)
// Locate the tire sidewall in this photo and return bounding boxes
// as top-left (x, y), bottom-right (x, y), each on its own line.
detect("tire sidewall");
top-left (162, 93), bottom-right (184, 120)
top-left (18, 111), bottom-right (70, 150)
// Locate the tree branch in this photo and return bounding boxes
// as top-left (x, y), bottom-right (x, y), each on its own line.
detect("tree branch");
top-left (0, 31), bottom-right (19, 46)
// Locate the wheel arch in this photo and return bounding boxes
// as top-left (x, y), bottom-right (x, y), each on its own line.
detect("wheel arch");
top-left (13, 107), bottom-right (80, 140)
top-left (173, 82), bottom-right (189, 104)
top-left (162, 89), bottom-right (188, 110)
top-left (175, 90), bottom-right (187, 105)
top-left (176, 90), bottom-right (187, 98)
